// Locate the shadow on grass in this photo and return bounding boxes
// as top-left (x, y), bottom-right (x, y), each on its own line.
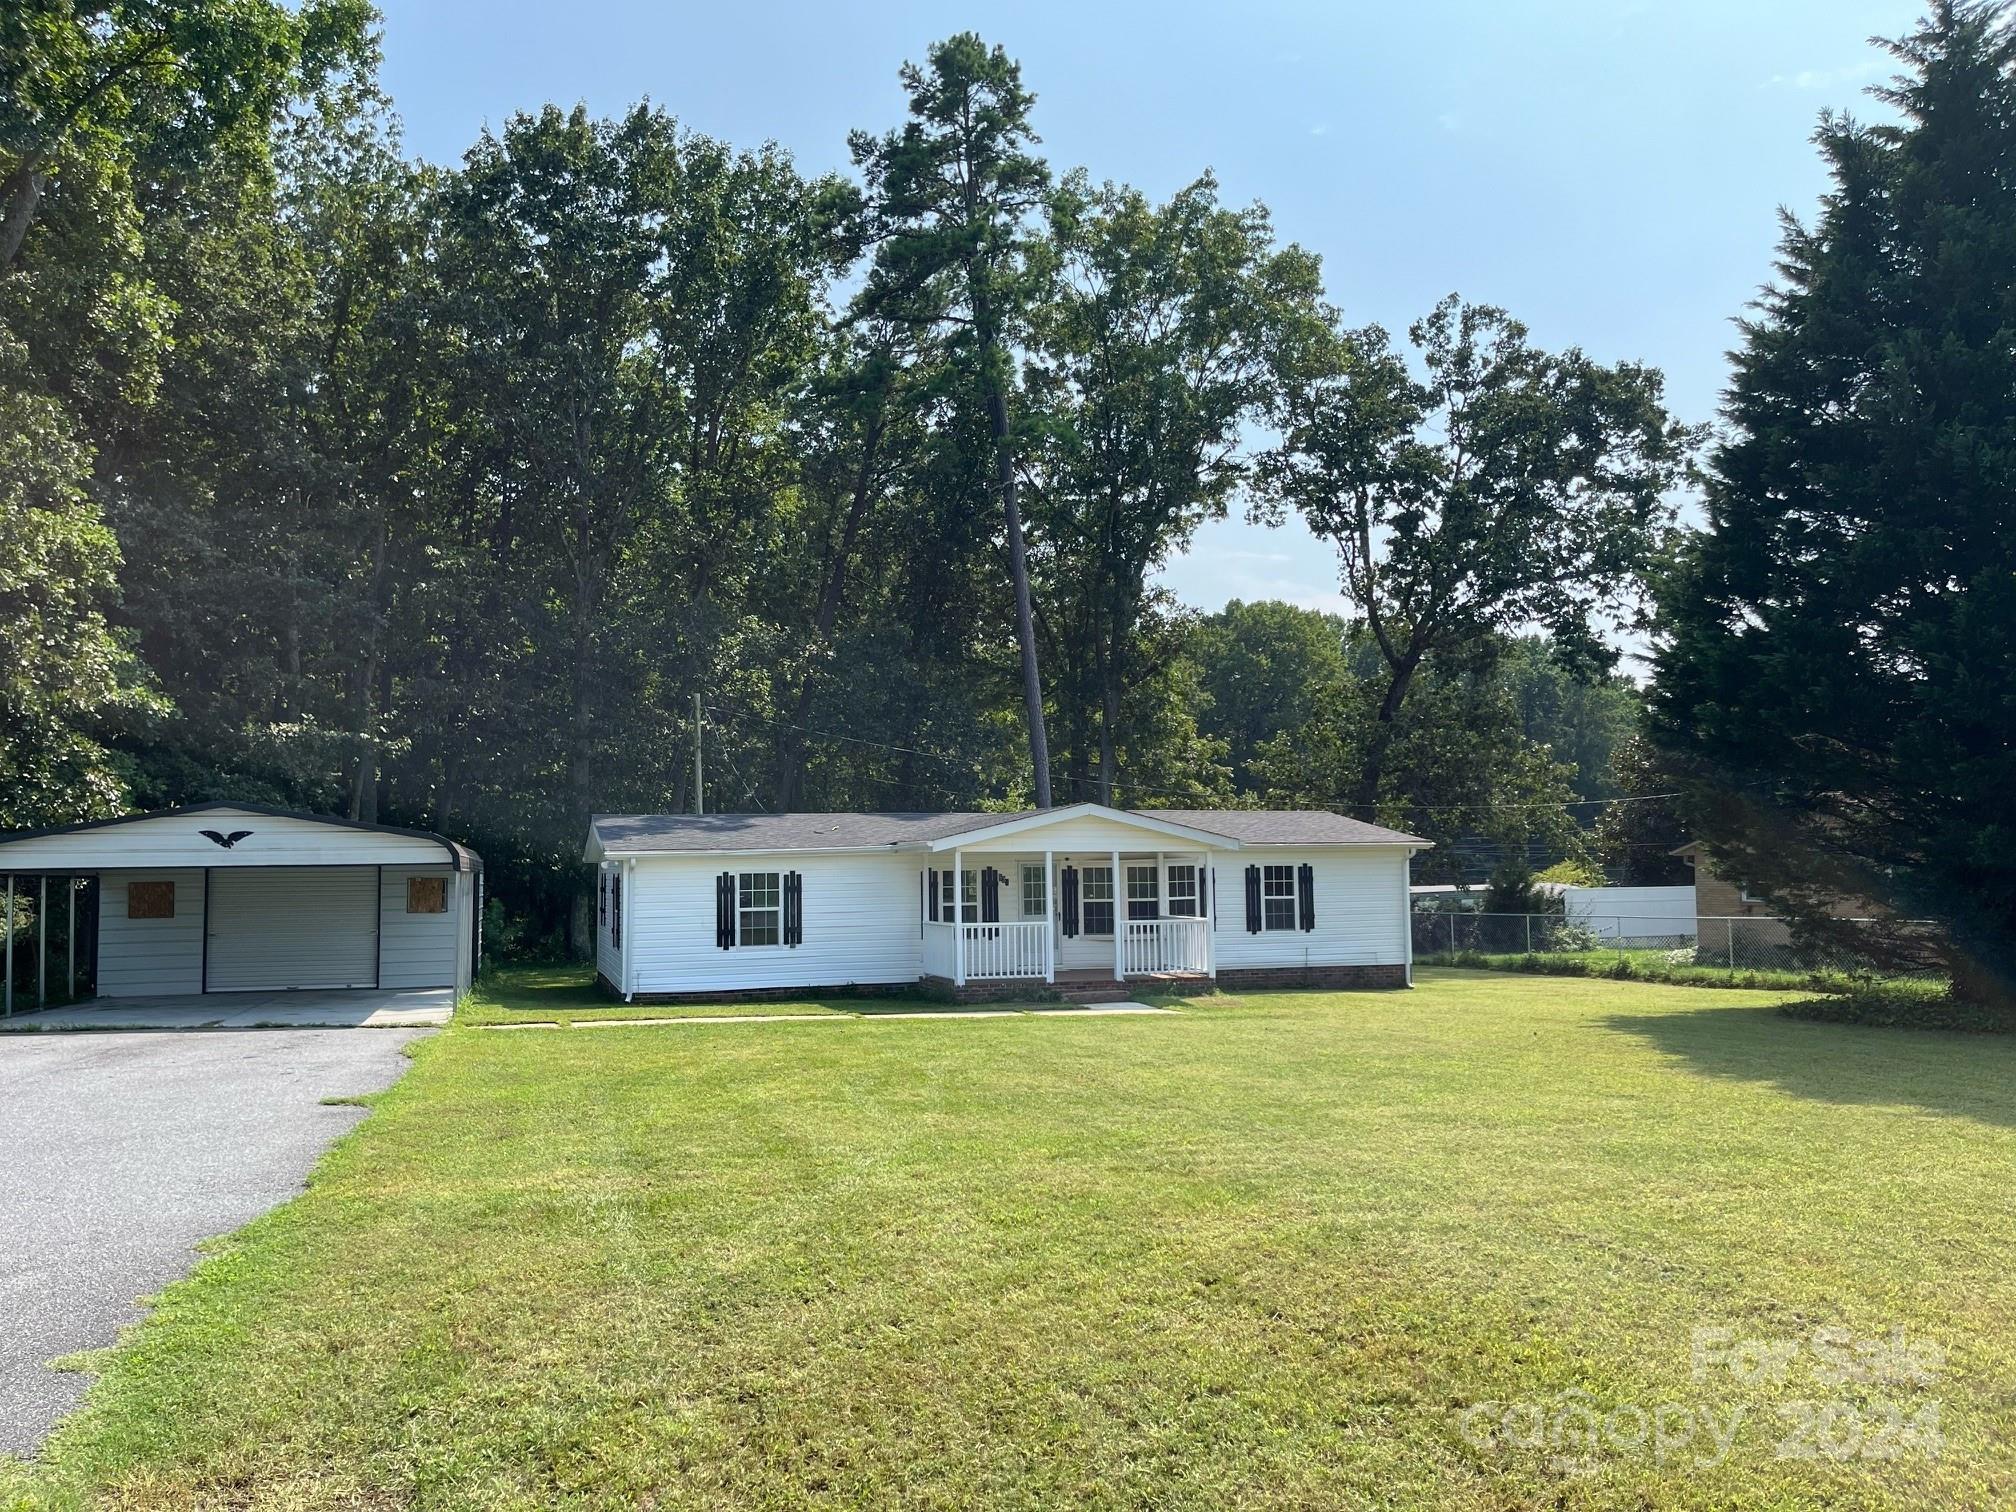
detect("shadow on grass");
top-left (475, 966), bottom-right (608, 1015)
top-left (1602, 1001), bottom-right (2016, 1128)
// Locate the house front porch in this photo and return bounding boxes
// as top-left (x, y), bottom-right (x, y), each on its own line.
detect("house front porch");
top-left (916, 835), bottom-right (1228, 991)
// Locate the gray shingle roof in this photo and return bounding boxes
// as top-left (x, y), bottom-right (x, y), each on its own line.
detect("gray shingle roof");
top-left (1147, 810), bottom-right (1429, 846)
top-left (589, 807), bottom-right (1425, 855)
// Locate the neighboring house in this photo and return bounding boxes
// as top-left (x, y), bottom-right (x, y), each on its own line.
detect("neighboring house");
top-left (584, 802), bottom-right (1428, 1001)
top-left (1671, 839), bottom-right (1871, 949)
top-left (1670, 841), bottom-right (1776, 924)
top-left (0, 804), bottom-right (481, 1008)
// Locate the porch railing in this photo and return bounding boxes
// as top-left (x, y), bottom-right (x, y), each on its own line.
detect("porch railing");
top-left (960, 920), bottom-right (1049, 980)
top-left (1122, 917), bottom-right (1210, 976)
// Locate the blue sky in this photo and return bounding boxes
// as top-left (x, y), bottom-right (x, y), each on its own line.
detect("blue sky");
top-left (376, 0), bottom-right (1915, 644)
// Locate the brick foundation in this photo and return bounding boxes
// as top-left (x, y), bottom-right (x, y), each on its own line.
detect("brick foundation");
top-left (918, 975), bottom-right (1063, 1004)
top-left (1214, 963), bottom-right (1410, 991)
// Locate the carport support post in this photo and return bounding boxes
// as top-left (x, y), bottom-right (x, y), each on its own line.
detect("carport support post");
top-left (37, 875), bottom-right (47, 1006)
top-left (3, 874), bottom-right (12, 1017)
top-left (67, 880), bottom-right (75, 997)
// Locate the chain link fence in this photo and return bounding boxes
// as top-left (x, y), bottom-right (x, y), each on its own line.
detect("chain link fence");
top-left (1411, 910), bottom-right (1921, 978)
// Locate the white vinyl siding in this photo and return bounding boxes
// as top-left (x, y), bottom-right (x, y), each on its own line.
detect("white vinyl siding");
top-left (379, 866), bottom-right (460, 989)
top-left (1212, 848), bottom-right (1412, 969)
top-left (626, 851), bottom-right (922, 994)
top-left (96, 870), bottom-right (205, 998)
top-left (207, 867), bottom-right (377, 991)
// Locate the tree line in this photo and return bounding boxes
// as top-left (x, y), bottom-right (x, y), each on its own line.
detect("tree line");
top-left (6, 3), bottom-right (2010, 1003)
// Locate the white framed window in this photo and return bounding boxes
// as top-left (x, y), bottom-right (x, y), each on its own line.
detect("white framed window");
top-left (939, 868), bottom-right (978, 921)
top-left (1125, 863), bottom-right (1160, 920)
top-left (1167, 864), bottom-right (1200, 917)
top-left (739, 871), bottom-right (783, 946)
top-left (1262, 864), bottom-right (1297, 931)
top-left (1021, 863), bottom-right (1047, 919)
top-left (1082, 866), bottom-right (1114, 936)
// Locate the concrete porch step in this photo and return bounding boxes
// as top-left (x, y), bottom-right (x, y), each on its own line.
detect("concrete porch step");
top-left (1056, 973), bottom-right (1209, 1004)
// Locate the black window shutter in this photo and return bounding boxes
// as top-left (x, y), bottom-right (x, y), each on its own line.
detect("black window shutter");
top-left (1244, 865), bottom-right (1262, 933)
top-left (981, 867), bottom-right (1000, 924)
top-left (784, 871), bottom-right (803, 946)
top-left (1298, 863), bottom-right (1316, 931)
top-left (927, 868), bottom-right (939, 922)
top-left (1060, 865), bottom-right (1080, 938)
top-left (716, 871), bottom-right (735, 949)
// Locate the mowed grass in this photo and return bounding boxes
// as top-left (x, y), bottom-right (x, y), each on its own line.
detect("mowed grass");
top-left (455, 963), bottom-right (855, 1025)
top-left (8, 969), bottom-right (2016, 1509)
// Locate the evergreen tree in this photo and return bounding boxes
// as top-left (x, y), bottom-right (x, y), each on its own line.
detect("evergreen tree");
top-left (1651, 1), bottom-right (2016, 1003)
top-left (851, 34), bottom-right (1056, 806)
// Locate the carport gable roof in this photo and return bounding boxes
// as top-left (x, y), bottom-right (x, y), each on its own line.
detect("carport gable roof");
top-left (0, 802), bottom-right (477, 872)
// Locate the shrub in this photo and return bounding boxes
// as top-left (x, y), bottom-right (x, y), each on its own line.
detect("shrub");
top-left (1780, 983), bottom-right (2014, 1034)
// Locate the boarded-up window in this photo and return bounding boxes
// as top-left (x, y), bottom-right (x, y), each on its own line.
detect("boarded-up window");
top-left (407, 876), bottom-right (447, 914)
top-left (127, 880), bottom-right (175, 919)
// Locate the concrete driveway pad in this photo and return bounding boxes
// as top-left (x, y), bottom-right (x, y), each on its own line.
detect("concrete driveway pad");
top-left (3, 987), bottom-right (453, 1031)
top-left (0, 1027), bottom-right (427, 1457)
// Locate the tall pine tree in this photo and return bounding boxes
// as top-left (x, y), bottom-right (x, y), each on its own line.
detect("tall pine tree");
top-left (1652, 1), bottom-right (2016, 1004)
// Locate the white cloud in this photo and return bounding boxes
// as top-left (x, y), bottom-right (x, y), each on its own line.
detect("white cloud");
top-left (1769, 60), bottom-right (1881, 91)
top-left (1308, 122), bottom-right (1330, 137)
top-left (1437, 111), bottom-right (1463, 133)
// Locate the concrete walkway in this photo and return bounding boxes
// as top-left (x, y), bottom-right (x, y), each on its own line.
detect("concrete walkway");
top-left (2, 988), bottom-right (454, 1032)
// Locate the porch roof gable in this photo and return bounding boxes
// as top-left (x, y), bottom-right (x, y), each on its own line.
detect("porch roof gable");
top-left (919, 803), bottom-right (1243, 853)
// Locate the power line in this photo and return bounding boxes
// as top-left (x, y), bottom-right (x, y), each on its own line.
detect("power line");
top-left (705, 699), bottom-right (1687, 822)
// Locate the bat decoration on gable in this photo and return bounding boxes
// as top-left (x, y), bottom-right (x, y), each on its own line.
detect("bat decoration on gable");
top-left (200, 829), bottom-right (255, 849)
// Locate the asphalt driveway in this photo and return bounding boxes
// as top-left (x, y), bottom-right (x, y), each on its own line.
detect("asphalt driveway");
top-left (0, 1028), bottom-right (428, 1457)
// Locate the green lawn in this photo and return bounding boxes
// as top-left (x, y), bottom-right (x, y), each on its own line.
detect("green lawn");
top-left (453, 963), bottom-right (858, 1025)
top-left (8, 969), bottom-right (2016, 1509)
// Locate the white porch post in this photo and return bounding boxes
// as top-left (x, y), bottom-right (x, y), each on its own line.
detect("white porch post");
top-left (67, 878), bottom-right (76, 998)
top-left (37, 875), bottom-right (48, 1007)
top-left (953, 848), bottom-right (965, 987)
top-left (1202, 851), bottom-right (1217, 977)
top-left (3, 874), bottom-right (12, 1017)
top-left (1043, 848), bottom-right (1055, 983)
top-left (1110, 847), bottom-right (1122, 979)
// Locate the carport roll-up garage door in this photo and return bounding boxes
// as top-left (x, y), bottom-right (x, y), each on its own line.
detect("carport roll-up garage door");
top-left (206, 867), bottom-right (378, 991)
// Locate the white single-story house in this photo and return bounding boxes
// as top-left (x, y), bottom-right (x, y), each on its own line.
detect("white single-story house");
top-left (0, 803), bottom-right (480, 1011)
top-left (583, 802), bottom-right (1428, 1001)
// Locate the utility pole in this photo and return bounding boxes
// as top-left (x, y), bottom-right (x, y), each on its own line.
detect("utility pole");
top-left (693, 693), bottom-right (704, 816)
